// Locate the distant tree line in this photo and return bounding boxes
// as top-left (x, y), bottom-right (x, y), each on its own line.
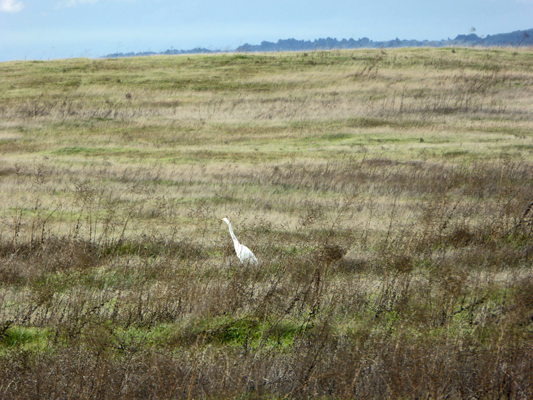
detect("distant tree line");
top-left (103, 28), bottom-right (533, 58)
top-left (236, 29), bottom-right (533, 52)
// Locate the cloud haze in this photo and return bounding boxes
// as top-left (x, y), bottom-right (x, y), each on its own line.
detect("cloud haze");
top-left (1, 0), bottom-right (24, 12)
top-left (56, 0), bottom-right (134, 8)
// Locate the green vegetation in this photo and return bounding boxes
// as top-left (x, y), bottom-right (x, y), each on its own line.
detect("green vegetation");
top-left (1, 47), bottom-right (533, 398)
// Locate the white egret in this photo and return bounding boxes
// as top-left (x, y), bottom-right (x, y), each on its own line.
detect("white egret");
top-left (221, 218), bottom-right (258, 265)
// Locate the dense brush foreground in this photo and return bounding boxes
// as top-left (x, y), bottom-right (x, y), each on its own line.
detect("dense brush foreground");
top-left (1, 48), bottom-right (533, 398)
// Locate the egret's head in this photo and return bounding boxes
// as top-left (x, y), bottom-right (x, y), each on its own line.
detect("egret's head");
top-left (222, 217), bottom-right (229, 223)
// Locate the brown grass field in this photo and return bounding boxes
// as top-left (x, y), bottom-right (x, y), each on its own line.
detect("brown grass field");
top-left (1, 47), bottom-right (533, 398)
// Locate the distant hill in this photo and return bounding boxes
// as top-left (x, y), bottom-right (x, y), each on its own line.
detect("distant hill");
top-left (105, 47), bottom-right (215, 58)
top-left (104, 28), bottom-right (533, 58)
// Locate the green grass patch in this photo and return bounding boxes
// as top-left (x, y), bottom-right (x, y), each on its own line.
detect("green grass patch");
top-left (0, 327), bottom-right (52, 352)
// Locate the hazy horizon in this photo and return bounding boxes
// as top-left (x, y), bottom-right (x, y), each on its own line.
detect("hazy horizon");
top-left (2, 0), bottom-right (533, 62)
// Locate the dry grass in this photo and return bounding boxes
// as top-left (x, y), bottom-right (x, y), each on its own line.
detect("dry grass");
top-left (0, 47), bottom-right (533, 398)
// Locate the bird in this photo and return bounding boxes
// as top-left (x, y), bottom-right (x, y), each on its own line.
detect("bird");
top-left (221, 217), bottom-right (258, 265)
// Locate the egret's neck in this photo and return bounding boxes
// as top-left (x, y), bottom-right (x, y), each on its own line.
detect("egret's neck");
top-left (225, 221), bottom-right (239, 245)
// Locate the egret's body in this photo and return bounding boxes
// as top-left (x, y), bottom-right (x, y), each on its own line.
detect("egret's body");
top-left (222, 218), bottom-right (258, 265)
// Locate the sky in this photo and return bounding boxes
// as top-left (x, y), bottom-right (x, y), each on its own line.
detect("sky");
top-left (1, 0), bottom-right (533, 62)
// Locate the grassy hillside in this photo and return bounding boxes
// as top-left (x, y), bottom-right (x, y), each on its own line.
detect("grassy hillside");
top-left (1, 47), bottom-right (533, 399)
